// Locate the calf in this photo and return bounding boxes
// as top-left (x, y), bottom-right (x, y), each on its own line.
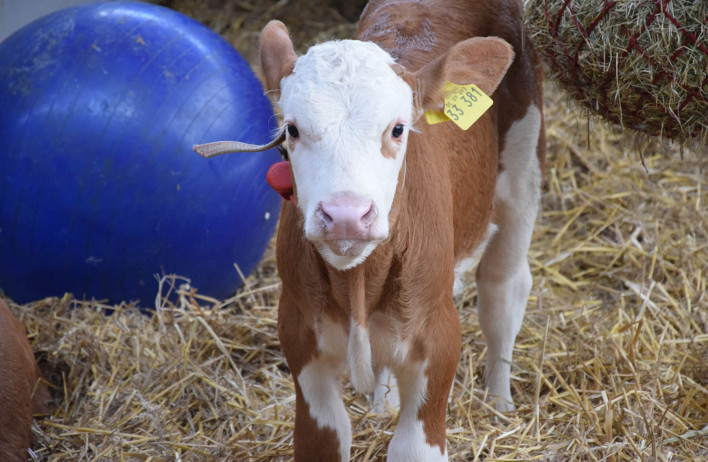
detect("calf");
top-left (196, 0), bottom-right (544, 459)
top-left (0, 299), bottom-right (51, 462)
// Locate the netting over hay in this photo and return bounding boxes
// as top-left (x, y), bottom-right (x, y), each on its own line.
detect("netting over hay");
top-left (525, 0), bottom-right (708, 144)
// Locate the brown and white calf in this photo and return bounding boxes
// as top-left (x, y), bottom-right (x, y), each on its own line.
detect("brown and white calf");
top-left (0, 299), bottom-right (51, 462)
top-left (198, 0), bottom-right (544, 459)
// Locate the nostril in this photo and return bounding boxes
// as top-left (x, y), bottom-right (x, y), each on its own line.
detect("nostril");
top-left (316, 204), bottom-right (332, 228)
top-left (322, 210), bottom-right (333, 225)
top-left (361, 203), bottom-right (376, 226)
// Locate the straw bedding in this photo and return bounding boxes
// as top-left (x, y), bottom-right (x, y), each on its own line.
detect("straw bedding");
top-left (5, 1), bottom-right (707, 460)
top-left (524, 0), bottom-right (708, 145)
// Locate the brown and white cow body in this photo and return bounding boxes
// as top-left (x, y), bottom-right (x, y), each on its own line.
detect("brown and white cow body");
top-left (212, 0), bottom-right (544, 459)
top-left (0, 299), bottom-right (51, 462)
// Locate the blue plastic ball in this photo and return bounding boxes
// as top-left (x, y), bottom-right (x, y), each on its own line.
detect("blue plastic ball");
top-left (0, 2), bottom-right (282, 305)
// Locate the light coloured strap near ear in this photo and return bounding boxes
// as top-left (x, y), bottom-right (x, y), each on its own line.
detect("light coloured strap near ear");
top-left (413, 78), bottom-right (425, 124)
top-left (193, 127), bottom-right (286, 158)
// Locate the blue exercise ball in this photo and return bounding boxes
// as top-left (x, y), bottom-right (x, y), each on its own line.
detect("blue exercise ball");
top-left (0, 2), bottom-right (282, 305)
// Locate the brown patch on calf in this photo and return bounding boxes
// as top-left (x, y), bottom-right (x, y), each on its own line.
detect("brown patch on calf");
top-left (293, 392), bottom-right (342, 461)
top-left (380, 121), bottom-right (402, 159)
top-left (416, 303), bottom-right (461, 454)
top-left (358, 1), bottom-right (435, 64)
top-left (0, 299), bottom-right (50, 462)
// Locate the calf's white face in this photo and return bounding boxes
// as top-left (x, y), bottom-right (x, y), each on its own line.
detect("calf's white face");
top-left (260, 21), bottom-right (515, 271)
top-left (278, 40), bottom-right (413, 270)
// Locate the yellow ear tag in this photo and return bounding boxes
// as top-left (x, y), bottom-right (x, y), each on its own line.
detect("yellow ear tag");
top-left (424, 82), bottom-right (493, 130)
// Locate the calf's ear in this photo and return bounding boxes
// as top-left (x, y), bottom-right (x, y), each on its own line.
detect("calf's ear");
top-left (413, 37), bottom-right (514, 113)
top-left (259, 20), bottom-right (297, 96)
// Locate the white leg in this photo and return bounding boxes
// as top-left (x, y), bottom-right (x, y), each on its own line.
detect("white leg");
top-left (477, 251), bottom-right (532, 411)
top-left (388, 361), bottom-right (448, 462)
top-left (477, 105), bottom-right (542, 412)
top-left (298, 356), bottom-right (352, 461)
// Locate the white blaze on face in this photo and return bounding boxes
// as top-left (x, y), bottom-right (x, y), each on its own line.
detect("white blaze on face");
top-left (278, 40), bottom-right (413, 270)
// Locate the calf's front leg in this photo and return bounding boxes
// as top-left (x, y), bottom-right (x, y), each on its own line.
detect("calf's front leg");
top-left (387, 303), bottom-right (461, 462)
top-left (279, 305), bottom-right (351, 462)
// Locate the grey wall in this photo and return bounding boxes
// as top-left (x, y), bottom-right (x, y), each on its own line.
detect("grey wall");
top-left (0, 0), bottom-right (105, 42)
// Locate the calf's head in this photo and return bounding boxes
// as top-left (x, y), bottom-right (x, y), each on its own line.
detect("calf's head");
top-left (260, 21), bottom-right (513, 270)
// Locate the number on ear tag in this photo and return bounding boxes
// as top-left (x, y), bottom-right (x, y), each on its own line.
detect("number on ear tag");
top-left (424, 82), bottom-right (493, 130)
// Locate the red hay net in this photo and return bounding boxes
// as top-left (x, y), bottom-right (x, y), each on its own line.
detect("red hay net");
top-left (528, 0), bottom-right (708, 142)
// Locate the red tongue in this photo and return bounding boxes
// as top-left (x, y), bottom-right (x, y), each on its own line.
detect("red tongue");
top-left (266, 161), bottom-right (294, 202)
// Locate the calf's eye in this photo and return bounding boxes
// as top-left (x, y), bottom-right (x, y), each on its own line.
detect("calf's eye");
top-left (287, 124), bottom-right (299, 138)
top-left (392, 124), bottom-right (404, 138)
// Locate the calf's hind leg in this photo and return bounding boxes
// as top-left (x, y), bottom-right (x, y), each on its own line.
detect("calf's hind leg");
top-left (476, 105), bottom-right (543, 412)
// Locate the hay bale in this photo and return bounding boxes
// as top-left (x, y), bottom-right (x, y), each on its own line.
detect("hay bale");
top-left (525, 0), bottom-right (708, 144)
